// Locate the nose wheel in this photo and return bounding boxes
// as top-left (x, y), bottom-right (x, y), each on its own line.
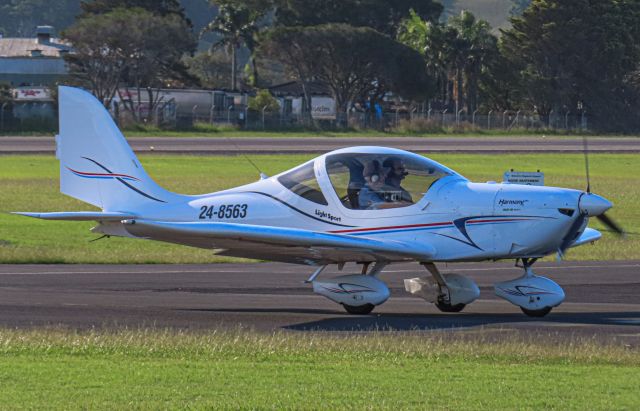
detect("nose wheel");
top-left (520, 306), bottom-right (552, 317)
top-left (342, 303), bottom-right (375, 315)
top-left (435, 301), bottom-right (466, 313)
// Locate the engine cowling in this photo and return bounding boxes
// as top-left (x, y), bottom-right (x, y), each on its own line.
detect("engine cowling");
top-left (312, 274), bottom-right (390, 307)
top-left (495, 275), bottom-right (565, 310)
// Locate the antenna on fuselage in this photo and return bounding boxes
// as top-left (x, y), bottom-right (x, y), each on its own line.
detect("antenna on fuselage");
top-left (583, 136), bottom-right (591, 193)
top-left (225, 137), bottom-right (268, 180)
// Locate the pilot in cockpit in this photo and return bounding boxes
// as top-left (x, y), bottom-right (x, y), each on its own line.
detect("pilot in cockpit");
top-left (359, 158), bottom-right (415, 210)
top-left (383, 156), bottom-right (413, 203)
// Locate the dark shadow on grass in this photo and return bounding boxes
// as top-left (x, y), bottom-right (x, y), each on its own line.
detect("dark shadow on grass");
top-left (282, 311), bottom-right (640, 331)
top-left (178, 307), bottom-right (640, 331)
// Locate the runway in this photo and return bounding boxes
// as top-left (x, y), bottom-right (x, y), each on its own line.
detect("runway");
top-left (3, 136), bottom-right (640, 154)
top-left (0, 260), bottom-right (638, 344)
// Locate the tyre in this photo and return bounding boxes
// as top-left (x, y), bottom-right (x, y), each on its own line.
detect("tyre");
top-left (435, 301), bottom-right (466, 313)
top-left (521, 306), bottom-right (552, 317)
top-left (343, 303), bottom-right (375, 315)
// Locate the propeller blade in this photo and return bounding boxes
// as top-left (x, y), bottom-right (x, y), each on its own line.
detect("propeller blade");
top-left (597, 213), bottom-right (625, 236)
top-left (558, 212), bottom-right (587, 255)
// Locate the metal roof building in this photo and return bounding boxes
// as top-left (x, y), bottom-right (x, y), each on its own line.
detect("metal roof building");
top-left (0, 26), bottom-right (72, 86)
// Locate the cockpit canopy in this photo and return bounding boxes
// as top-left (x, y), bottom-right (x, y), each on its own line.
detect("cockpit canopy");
top-left (276, 149), bottom-right (455, 211)
top-left (325, 152), bottom-right (452, 210)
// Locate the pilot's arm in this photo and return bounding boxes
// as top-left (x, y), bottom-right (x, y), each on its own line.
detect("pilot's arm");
top-left (358, 186), bottom-right (385, 209)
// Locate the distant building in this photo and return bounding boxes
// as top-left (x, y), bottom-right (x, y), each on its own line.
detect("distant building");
top-left (0, 26), bottom-right (72, 87)
top-left (268, 81), bottom-right (336, 120)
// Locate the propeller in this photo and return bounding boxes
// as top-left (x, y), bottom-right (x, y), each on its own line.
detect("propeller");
top-left (557, 138), bottom-right (625, 260)
top-left (582, 136), bottom-right (624, 236)
top-left (557, 211), bottom-right (587, 259)
top-left (597, 213), bottom-right (624, 236)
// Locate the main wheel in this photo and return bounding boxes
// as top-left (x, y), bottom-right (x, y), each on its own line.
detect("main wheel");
top-left (343, 303), bottom-right (375, 315)
top-left (435, 301), bottom-right (466, 313)
top-left (521, 306), bottom-right (552, 317)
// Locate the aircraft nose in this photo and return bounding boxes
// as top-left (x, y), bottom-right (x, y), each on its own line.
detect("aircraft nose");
top-left (579, 193), bottom-right (612, 216)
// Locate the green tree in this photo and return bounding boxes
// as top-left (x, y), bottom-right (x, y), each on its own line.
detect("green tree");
top-left (0, 0), bottom-right (79, 37)
top-left (510, 0), bottom-right (531, 16)
top-left (501, 0), bottom-right (640, 130)
top-left (248, 89), bottom-right (280, 112)
top-left (80, 0), bottom-right (188, 20)
top-left (260, 24), bottom-right (433, 126)
top-left (449, 11), bottom-right (497, 113)
top-left (275, 0), bottom-right (442, 36)
top-left (185, 51), bottom-right (232, 89)
top-left (201, 2), bottom-right (266, 90)
top-left (0, 84), bottom-right (12, 106)
top-left (64, 7), bottom-right (197, 121)
top-left (63, 10), bottom-right (131, 108)
top-left (399, 10), bottom-right (497, 113)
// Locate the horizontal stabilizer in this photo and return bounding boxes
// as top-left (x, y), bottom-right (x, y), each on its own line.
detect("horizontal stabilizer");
top-left (13, 211), bottom-right (135, 221)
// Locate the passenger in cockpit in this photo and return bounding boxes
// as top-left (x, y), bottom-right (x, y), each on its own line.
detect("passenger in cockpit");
top-left (358, 160), bottom-right (387, 209)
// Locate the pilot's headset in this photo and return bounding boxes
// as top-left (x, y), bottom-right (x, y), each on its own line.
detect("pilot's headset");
top-left (365, 160), bottom-right (384, 183)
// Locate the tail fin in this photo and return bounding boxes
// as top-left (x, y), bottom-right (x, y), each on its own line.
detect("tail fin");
top-left (56, 86), bottom-right (177, 211)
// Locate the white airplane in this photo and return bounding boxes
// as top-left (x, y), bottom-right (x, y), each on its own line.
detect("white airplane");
top-left (15, 86), bottom-right (623, 317)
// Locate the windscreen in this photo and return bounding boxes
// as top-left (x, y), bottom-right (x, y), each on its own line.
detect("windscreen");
top-left (277, 161), bottom-right (328, 205)
top-left (325, 153), bottom-right (450, 210)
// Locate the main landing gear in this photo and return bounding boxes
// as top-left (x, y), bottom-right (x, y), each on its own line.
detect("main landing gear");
top-left (308, 258), bottom-right (565, 317)
top-left (494, 258), bottom-right (565, 317)
top-left (404, 263), bottom-right (480, 312)
top-left (309, 262), bottom-right (390, 315)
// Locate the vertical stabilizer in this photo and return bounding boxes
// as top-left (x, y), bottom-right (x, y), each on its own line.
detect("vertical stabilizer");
top-left (57, 86), bottom-right (175, 211)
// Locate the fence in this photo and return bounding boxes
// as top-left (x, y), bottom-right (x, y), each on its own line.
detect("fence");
top-left (184, 107), bottom-right (589, 132)
top-left (0, 102), bottom-right (57, 133)
top-left (0, 103), bottom-right (589, 133)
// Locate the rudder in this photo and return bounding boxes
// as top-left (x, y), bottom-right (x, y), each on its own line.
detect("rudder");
top-left (56, 86), bottom-right (175, 211)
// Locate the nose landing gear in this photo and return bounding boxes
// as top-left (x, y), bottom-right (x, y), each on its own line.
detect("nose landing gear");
top-left (494, 258), bottom-right (565, 317)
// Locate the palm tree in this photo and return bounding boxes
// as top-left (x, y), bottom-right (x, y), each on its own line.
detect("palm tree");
top-left (448, 10), bottom-right (496, 113)
top-left (399, 10), bottom-right (497, 113)
top-left (399, 10), bottom-right (455, 106)
top-left (201, 3), bottom-right (263, 90)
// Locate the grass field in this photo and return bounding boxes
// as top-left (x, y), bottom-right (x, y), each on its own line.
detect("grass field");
top-left (0, 153), bottom-right (637, 263)
top-left (0, 328), bottom-right (637, 409)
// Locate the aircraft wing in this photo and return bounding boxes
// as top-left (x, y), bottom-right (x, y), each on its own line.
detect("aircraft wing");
top-left (122, 219), bottom-right (436, 265)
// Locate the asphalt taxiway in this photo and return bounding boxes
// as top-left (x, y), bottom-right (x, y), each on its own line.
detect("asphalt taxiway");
top-left (0, 260), bottom-right (638, 344)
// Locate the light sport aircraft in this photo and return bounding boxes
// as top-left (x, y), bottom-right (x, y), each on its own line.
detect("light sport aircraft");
top-left (16, 86), bottom-right (623, 317)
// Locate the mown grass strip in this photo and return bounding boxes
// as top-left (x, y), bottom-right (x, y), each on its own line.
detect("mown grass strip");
top-left (0, 328), bottom-right (638, 410)
top-left (1, 153), bottom-right (637, 263)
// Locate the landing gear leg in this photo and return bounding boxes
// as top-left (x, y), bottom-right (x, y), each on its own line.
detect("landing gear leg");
top-left (342, 262), bottom-right (387, 315)
top-left (421, 263), bottom-right (466, 313)
top-left (494, 258), bottom-right (564, 318)
top-left (517, 258), bottom-right (553, 317)
top-left (309, 262), bottom-right (391, 315)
